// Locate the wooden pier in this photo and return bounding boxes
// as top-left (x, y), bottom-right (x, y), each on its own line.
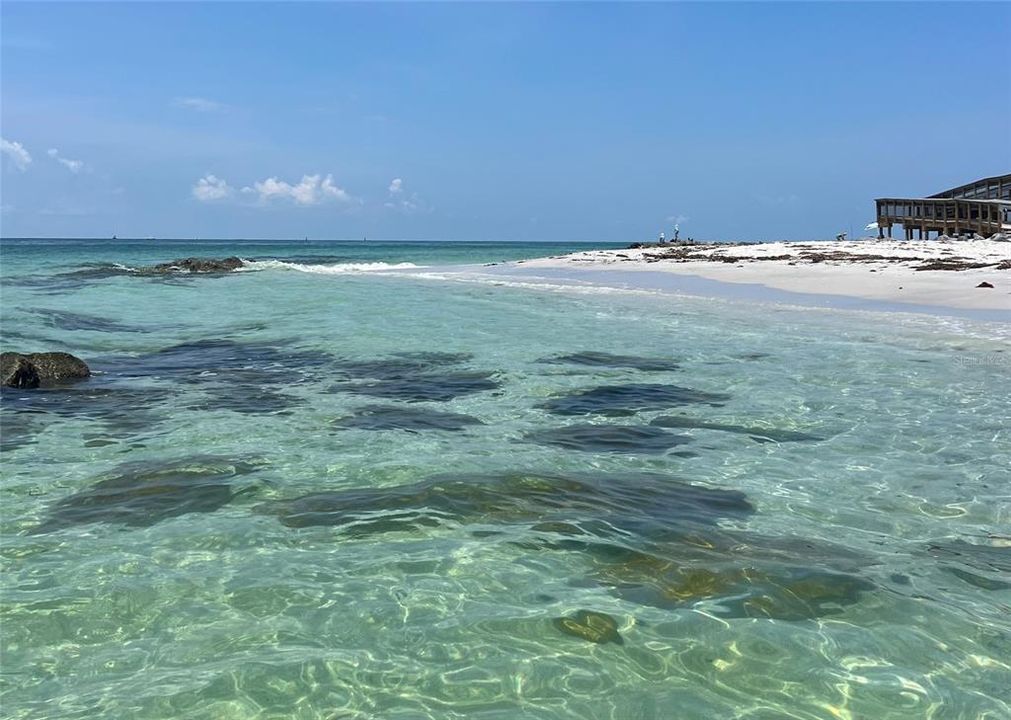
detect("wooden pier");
top-left (875, 174), bottom-right (1011, 239)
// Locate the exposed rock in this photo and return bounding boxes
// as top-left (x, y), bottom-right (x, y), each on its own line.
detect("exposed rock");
top-left (11, 258), bottom-right (247, 293)
top-left (976, 281), bottom-right (994, 288)
top-left (1, 351), bottom-right (90, 388)
top-left (144, 257), bottom-right (245, 274)
top-left (24, 352), bottom-right (91, 382)
top-left (1, 354), bottom-right (40, 389)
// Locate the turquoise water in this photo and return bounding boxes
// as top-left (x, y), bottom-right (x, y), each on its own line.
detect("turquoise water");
top-left (2, 239), bottom-right (1009, 719)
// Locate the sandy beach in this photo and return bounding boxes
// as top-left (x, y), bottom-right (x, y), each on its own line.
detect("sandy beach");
top-left (510, 238), bottom-right (1011, 312)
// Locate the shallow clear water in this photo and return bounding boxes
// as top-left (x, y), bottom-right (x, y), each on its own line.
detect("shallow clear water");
top-left (2, 239), bottom-right (1009, 720)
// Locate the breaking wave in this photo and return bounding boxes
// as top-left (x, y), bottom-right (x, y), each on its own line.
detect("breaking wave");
top-left (240, 259), bottom-right (422, 274)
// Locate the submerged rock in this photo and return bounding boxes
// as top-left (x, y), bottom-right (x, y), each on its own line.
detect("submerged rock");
top-left (9, 264), bottom-right (137, 294)
top-left (99, 339), bottom-right (334, 386)
top-left (928, 539), bottom-right (1011, 572)
top-left (263, 471), bottom-right (752, 536)
top-left (945, 567), bottom-right (1011, 591)
top-left (3, 338), bottom-right (332, 430)
top-left (10, 258), bottom-right (245, 294)
top-left (28, 308), bottom-right (152, 333)
top-left (334, 404), bottom-right (484, 432)
top-left (539, 383), bottom-right (729, 416)
top-left (127, 340), bottom-right (338, 415)
top-left (331, 371), bottom-right (500, 402)
top-left (0, 412), bottom-right (40, 452)
top-left (588, 546), bottom-right (873, 621)
top-left (650, 415), bottom-right (822, 443)
top-left (329, 351), bottom-right (497, 402)
top-left (524, 424), bottom-right (691, 454)
top-left (515, 527), bottom-right (875, 622)
top-left (1, 383), bottom-right (173, 443)
top-left (394, 351), bottom-right (474, 365)
top-left (538, 351), bottom-right (680, 372)
top-left (333, 352), bottom-right (474, 380)
top-left (187, 386), bottom-right (301, 415)
top-left (1, 351), bottom-right (90, 388)
top-left (553, 610), bottom-right (623, 645)
top-left (29, 456), bottom-right (260, 533)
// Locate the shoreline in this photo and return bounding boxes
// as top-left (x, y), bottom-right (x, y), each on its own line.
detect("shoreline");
top-left (493, 238), bottom-right (1010, 315)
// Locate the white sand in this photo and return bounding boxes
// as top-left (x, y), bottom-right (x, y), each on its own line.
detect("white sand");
top-left (514, 238), bottom-right (1011, 312)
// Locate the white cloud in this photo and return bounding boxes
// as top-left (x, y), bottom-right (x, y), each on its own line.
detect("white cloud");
top-left (173, 96), bottom-right (227, 112)
top-left (384, 177), bottom-right (428, 214)
top-left (1, 138), bottom-right (32, 171)
top-left (192, 174), bottom-right (234, 201)
top-left (665, 214), bottom-right (689, 225)
top-left (244, 174), bottom-right (352, 206)
top-left (47, 148), bottom-right (85, 173)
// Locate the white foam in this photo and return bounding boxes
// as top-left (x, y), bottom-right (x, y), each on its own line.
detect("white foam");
top-left (240, 259), bottom-right (422, 274)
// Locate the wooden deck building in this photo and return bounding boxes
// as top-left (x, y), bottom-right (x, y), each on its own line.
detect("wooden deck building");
top-left (875, 173), bottom-right (1011, 239)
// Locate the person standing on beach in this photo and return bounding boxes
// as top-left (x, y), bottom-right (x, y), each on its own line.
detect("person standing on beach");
top-left (673, 224), bottom-right (680, 242)
top-left (659, 232), bottom-right (666, 244)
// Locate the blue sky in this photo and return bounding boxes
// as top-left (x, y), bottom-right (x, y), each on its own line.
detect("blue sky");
top-left (1, 2), bottom-right (1008, 241)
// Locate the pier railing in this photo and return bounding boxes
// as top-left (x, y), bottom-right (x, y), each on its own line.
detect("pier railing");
top-left (874, 197), bottom-right (1011, 239)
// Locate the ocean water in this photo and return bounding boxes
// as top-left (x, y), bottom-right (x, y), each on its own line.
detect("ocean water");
top-left (1, 239), bottom-right (1009, 720)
